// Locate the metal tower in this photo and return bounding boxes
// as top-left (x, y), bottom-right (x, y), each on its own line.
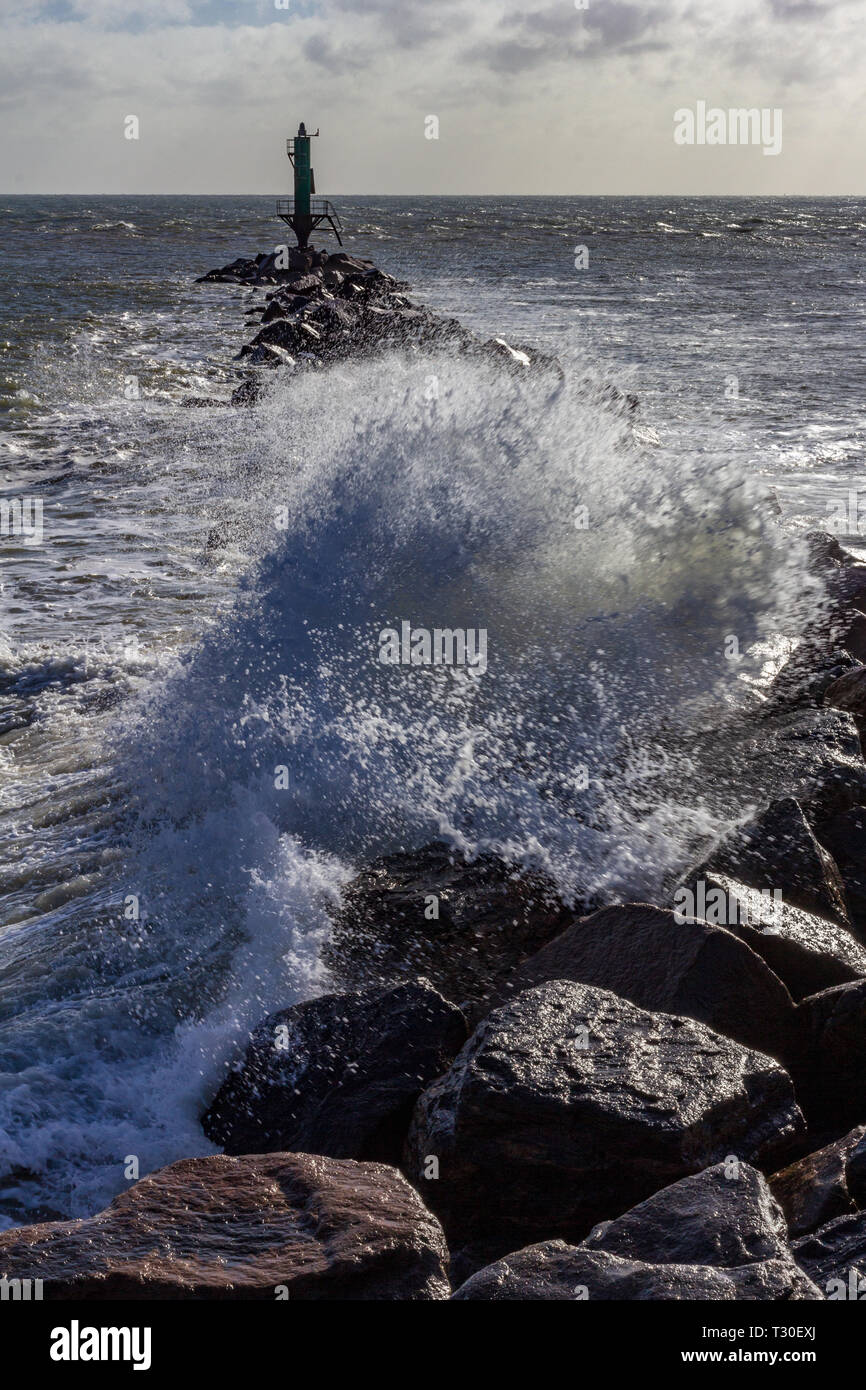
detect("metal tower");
top-left (276, 122), bottom-right (343, 249)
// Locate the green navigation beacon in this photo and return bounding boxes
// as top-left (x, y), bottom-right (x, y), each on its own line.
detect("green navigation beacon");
top-left (276, 122), bottom-right (343, 249)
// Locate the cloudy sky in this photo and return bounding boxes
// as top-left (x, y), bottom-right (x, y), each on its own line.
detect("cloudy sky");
top-left (0, 0), bottom-right (863, 194)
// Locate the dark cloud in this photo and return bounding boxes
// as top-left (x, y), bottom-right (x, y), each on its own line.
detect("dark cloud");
top-left (767, 0), bottom-right (830, 16)
top-left (466, 1), bottom-right (669, 76)
top-left (302, 32), bottom-right (371, 73)
top-left (328, 0), bottom-right (457, 49)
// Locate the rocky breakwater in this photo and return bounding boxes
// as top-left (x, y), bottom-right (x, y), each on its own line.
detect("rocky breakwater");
top-left (189, 244), bottom-right (566, 409)
top-left (6, 253), bottom-right (866, 1301)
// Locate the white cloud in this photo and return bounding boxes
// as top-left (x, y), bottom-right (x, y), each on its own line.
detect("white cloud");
top-left (0, 0), bottom-right (863, 192)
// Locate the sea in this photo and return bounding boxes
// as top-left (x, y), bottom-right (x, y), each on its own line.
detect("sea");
top-left (0, 194), bottom-right (864, 1225)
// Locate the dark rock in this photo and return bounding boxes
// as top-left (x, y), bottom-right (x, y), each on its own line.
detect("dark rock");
top-left (692, 796), bottom-right (850, 928)
top-left (804, 530), bottom-right (853, 572)
top-left (249, 319), bottom-right (322, 357)
top-left (406, 980), bottom-right (805, 1267)
top-left (793, 1211), bottom-right (866, 1297)
top-left (810, 805), bottom-right (866, 939)
top-left (261, 295), bottom-right (310, 324)
top-left (451, 1242), bottom-right (822, 1301)
top-left (181, 396), bottom-right (230, 409)
top-left (231, 378), bottom-right (264, 407)
top-left (838, 613), bottom-right (866, 663)
top-left (279, 272), bottom-right (324, 297)
top-left (202, 980), bottom-right (467, 1164)
top-left (584, 1162), bottom-right (790, 1268)
top-left (767, 645), bottom-right (857, 711)
top-left (328, 253), bottom-right (375, 274)
top-left (0, 1152), bottom-right (450, 1300)
top-left (682, 873), bottom-right (866, 1002)
top-left (770, 1126), bottom-right (866, 1236)
top-left (794, 978), bottom-right (866, 1129)
top-left (323, 841), bottom-right (578, 1015)
top-left (829, 566), bottom-right (866, 617)
top-left (493, 902), bottom-right (796, 1060)
top-left (825, 667), bottom-right (866, 758)
top-left (826, 666), bottom-right (866, 719)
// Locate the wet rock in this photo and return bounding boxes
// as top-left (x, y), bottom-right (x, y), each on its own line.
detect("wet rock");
top-left (809, 805), bottom-right (866, 939)
top-left (684, 874), bottom-right (866, 1001)
top-left (406, 980), bottom-right (805, 1269)
top-left (804, 530), bottom-right (853, 572)
top-left (196, 256), bottom-right (259, 284)
top-left (451, 1243), bottom-right (822, 1301)
top-left (767, 645), bottom-right (857, 711)
top-left (261, 294), bottom-right (310, 324)
top-left (794, 978), bottom-right (866, 1129)
top-left (692, 796), bottom-right (850, 928)
top-left (277, 272), bottom-right (323, 297)
top-left (0, 1152), bottom-right (450, 1300)
top-left (793, 1211), bottom-right (866, 1297)
top-left (181, 396), bottom-right (230, 409)
top-left (770, 1126), bottom-right (866, 1236)
top-left (231, 377), bottom-right (265, 407)
top-left (584, 1162), bottom-right (791, 1268)
top-left (202, 980), bottom-right (468, 1164)
top-left (830, 565), bottom-right (866, 616)
top-left (825, 666), bottom-right (866, 720)
top-left (838, 613), bottom-right (866, 663)
top-left (493, 902), bottom-right (796, 1060)
top-left (328, 253), bottom-right (376, 274)
top-left (244, 319), bottom-right (322, 358)
top-left (323, 840), bottom-right (578, 1015)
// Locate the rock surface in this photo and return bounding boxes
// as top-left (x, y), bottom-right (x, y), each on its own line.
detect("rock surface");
top-left (793, 1211), bottom-right (866, 1297)
top-left (583, 1162), bottom-right (790, 1268)
top-left (0, 1152), bottom-right (450, 1300)
top-left (808, 805), bottom-right (866, 940)
top-left (692, 797), bottom-right (850, 927)
top-left (324, 840), bottom-right (578, 1015)
top-left (451, 1242), bottom-right (823, 1301)
top-left (406, 980), bottom-right (805, 1268)
top-left (198, 249), bottom-right (559, 394)
top-left (825, 665), bottom-right (866, 722)
top-left (770, 1126), bottom-right (866, 1237)
top-left (685, 873), bottom-right (866, 1001)
top-left (793, 978), bottom-right (866, 1129)
top-left (201, 980), bottom-right (468, 1164)
top-left (493, 902), bottom-right (796, 1059)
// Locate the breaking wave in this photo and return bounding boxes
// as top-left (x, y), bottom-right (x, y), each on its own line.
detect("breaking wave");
top-left (0, 348), bottom-right (822, 1224)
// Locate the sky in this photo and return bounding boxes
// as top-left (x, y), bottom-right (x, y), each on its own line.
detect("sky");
top-left (0, 0), bottom-right (863, 195)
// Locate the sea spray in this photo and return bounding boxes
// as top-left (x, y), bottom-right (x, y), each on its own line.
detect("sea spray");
top-left (0, 347), bottom-right (824, 1225)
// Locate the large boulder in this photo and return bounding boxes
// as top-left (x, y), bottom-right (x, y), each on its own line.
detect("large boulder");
top-left (808, 805), bottom-right (866, 939)
top-left (494, 903), bottom-right (795, 1060)
top-left (793, 1211), bottom-right (866, 1298)
top-left (825, 666), bottom-right (866, 722)
top-left (793, 978), bottom-right (866, 1129)
top-left (680, 874), bottom-right (866, 1001)
top-left (770, 1127), bottom-right (866, 1236)
top-left (451, 1243), bottom-right (822, 1301)
top-left (324, 841), bottom-right (577, 1015)
top-left (583, 1162), bottom-right (790, 1268)
top-left (0, 1153), bottom-right (450, 1300)
top-left (202, 980), bottom-right (468, 1164)
top-left (406, 980), bottom-right (805, 1270)
top-left (691, 797), bottom-right (850, 928)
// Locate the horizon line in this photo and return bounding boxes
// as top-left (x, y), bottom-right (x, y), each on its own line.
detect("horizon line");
top-left (1, 190), bottom-right (864, 199)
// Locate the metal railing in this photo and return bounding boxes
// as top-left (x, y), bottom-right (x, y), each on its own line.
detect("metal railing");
top-left (276, 198), bottom-right (342, 228)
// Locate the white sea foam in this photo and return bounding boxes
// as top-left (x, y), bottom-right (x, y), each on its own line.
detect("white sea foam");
top-left (0, 347), bottom-right (825, 1223)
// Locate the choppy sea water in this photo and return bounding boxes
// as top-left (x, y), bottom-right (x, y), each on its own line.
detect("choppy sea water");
top-left (0, 195), bottom-right (864, 1225)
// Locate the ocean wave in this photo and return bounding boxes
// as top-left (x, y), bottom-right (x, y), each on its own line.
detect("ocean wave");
top-left (0, 346), bottom-right (824, 1223)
